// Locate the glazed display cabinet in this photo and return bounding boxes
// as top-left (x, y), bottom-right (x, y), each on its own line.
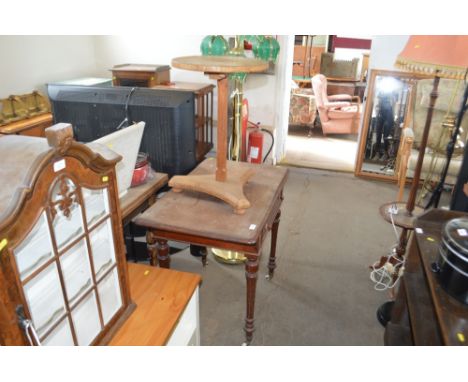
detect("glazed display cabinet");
top-left (0, 123), bottom-right (134, 345)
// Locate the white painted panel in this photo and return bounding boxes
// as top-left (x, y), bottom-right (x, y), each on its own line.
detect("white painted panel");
top-left (0, 36), bottom-right (97, 98)
top-left (166, 287), bottom-right (200, 346)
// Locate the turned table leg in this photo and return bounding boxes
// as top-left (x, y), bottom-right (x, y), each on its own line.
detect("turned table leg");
top-left (146, 230), bottom-right (158, 266)
top-left (156, 239), bottom-right (171, 268)
top-left (201, 247), bottom-right (208, 267)
top-left (267, 210), bottom-right (281, 280)
top-left (244, 253), bottom-right (260, 345)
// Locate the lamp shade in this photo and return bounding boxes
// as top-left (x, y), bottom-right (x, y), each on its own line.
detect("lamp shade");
top-left (254, 36), bottom-right (280, 63)
top-left (396, 35), bottom-right (468, 79)
top-left (200, 35), bottom-right (229, 56)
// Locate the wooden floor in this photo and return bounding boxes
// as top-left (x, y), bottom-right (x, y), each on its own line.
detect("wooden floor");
top-left (282, 126), bottom-right (358, 172)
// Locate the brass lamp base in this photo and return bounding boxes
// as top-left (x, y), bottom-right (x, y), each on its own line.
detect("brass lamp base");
top-left (211, 248), bottom-right (246, 265)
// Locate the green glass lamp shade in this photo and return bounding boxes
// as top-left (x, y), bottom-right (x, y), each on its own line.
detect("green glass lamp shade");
top-left (200, 35), bottom-right (229, 56)
top-left (254, 36), bottom-right (280, 63)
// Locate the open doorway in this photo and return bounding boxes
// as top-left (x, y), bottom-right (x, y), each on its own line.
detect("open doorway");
top-left (283, 35), bottom-right (371, 172)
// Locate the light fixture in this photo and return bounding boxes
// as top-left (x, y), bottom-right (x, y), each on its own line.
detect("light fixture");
top-left (254, 36), bottom-right (280, 63)
top-left (200, 35), bottom-right (229, 56)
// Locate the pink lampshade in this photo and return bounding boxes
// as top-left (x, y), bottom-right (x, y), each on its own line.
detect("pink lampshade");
top-left (396, 35), bottom-right (468, 79)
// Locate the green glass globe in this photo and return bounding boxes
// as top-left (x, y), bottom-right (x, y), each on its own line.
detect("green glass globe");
top-left (200, 35), bottom-right (229, 56)
top-left (254, 36), bottom-right (280, 63)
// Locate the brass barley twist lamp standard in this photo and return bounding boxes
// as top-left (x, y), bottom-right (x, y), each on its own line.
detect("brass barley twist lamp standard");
top-left (379, 36), bottom-right (468, 259)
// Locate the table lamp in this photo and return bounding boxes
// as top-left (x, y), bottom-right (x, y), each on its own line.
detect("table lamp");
top-left (380, 36), bottom-right (468, 259)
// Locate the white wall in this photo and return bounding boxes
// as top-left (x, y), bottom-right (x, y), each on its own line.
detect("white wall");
top-left (0, 36), bottom-right (97, 98)
top-left (368, 35), bottom-right (409, 71)
top-left (243, 74), bottom-right (276, 127)
top-left (273, 35), bottom-right (294, 164)
top-left (92, 35), bottom-right (280, 127)
top-left (0, 35), bottom-right (290, 161)
top-left (93, 35), bottom-right (207, 83)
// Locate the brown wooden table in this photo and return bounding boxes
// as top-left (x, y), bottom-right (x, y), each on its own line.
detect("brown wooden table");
top-left (119, 171), bottom-right (168, 263)
top-left (0, 113), bottom-right (53, 137)
top-left (110, 63), bottom-right (171, 87)
top-left (119, 170), bottom-right (168, 226)
top-left (109, 263), bottom-right (201, 346)
top-left (134, 158), bottom-right (288, 344)
top-left (386, 209), bottom-right (468, 345)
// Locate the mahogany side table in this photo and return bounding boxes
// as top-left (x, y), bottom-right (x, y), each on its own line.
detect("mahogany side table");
top-left (134, 158), bottom-right (288, 344)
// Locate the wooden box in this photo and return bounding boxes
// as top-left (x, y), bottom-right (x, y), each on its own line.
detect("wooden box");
top-left (111, 63), bottom-right (171, 87)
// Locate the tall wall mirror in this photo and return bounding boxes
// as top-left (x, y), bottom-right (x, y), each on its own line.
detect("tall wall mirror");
top-left (355, 69), bottom-right (422, 181)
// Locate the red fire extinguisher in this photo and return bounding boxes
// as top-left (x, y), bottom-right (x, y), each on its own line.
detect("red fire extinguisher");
top-left (247, 123), bottom-right (264, 164)
top-left (241, 98), bottom-right (274, 164)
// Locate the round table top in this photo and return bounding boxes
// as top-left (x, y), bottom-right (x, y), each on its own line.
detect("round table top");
top-left (171, 55), bottom-right (269, 74)
top-left (379, 201), bottom-right (425, 229)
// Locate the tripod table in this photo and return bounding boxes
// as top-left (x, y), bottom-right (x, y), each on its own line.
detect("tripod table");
top-left (170, 55), bottom-right (268, 215)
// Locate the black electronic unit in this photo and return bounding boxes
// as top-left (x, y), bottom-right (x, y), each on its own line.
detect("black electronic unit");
top-left (433, 217), bottom-right (468, 305)
top-left (47, 84), bottom-right (196, 176)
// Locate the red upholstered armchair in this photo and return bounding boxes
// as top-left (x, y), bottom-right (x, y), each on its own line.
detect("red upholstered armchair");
top-left (311, 74), bottom-right (361, 135)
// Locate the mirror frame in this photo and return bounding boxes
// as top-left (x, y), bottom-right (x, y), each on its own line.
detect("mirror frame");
top-left (354, 68), bottom-right (430, 182)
